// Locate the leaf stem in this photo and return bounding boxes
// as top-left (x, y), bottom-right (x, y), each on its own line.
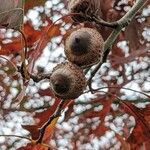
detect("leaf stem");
top-left (92, 86), bottom-right (150, 99)
top-left (0, 134), bottom-right (31, 141)
top-left (36, 100), bottom-right (65, 144)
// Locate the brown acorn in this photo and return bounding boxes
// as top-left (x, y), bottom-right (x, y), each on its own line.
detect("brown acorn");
top-left (64, 27), bottom-right (104, 68)
top-left (68, 0), bottom-right (101, 22)
top-left (50, 62), bottom-right (86, 100)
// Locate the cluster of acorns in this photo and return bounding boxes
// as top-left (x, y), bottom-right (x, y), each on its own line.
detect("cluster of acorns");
top-left (50, 0), bottom-right (104, 100)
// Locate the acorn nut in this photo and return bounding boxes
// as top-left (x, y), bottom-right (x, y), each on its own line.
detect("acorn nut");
top-left (65, 27), bottom-right (104, 68)
top-left (68, 0), bottom-right (101, 22)
top-left (50, 62), bottom-right (86, 100)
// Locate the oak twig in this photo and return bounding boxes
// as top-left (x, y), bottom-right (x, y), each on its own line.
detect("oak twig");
top-left (29, 73), bottom-right (51, 82)
top-left (88, 0), bottom-right (148, 92)
top-left (17, 65), bottom-right (51, 82)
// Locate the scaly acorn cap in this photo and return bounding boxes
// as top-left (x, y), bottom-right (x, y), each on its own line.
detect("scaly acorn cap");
top-left (50, 62), bottom-right (87, 100)
top-left (68, 0), bottom-right (101, 22)
top-left (64, 27), bottom-right (104, 68)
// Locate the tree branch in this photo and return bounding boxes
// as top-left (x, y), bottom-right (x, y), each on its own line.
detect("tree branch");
top-left (88, 0), bottom-right (148, 91)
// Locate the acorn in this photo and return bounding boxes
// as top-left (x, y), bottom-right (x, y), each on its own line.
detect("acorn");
top-left (68, 0), bottom-right (101, 22)
top-left (64, 27), bottom-right (104, 68)
top-left (50, 62), bottom-right (86, 100)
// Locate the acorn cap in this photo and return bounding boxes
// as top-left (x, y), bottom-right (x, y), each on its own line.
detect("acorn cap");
top-left (64, 27), bottom-right (104, 68)
top-left (50, 62), bottom-right (87, 100)
top-left (68, 0), bottom-right (101, 22)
